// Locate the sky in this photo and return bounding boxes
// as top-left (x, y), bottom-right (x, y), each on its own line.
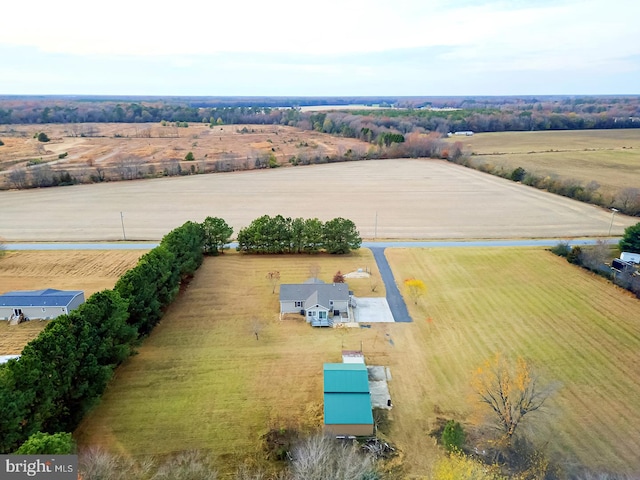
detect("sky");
top-left (1, 0), bottom-right (639, 96)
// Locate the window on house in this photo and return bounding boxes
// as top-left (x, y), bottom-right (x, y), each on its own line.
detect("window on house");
top-left (308, 311), bottom-right (316, 317)
top-left (295, 301), bottom-right (303, 308)
top-left (319, 311), bottom-right (327, 319)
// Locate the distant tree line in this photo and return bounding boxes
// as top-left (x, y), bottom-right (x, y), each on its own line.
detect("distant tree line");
top-left (0, 220), bottom-right (207, 453)
top-left (0, 96), bottom-right (638, 134)
top-left (236, 215), bottom-right (361, 254)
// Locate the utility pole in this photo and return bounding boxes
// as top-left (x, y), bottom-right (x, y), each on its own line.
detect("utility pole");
top-left (608, 208), bottom-right (619, 236)
top-left (374, 211), bottom-right (378, 239)
top-left (120, 211), bottom-right (127, 241)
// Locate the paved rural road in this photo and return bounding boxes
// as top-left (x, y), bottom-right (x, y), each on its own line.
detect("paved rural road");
top-left (370, 247), bottom-right (413, 323)
top-left (6, 238), bottom-right (619, 325)
top-left (5, 238), bottom-right (620, 250)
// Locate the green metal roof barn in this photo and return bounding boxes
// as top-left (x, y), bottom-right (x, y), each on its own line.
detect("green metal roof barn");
top-left (323, 363), bottom-right (374, 436)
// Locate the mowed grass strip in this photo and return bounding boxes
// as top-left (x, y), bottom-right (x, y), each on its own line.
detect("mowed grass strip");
top-left (384, 247), bottom-right (640, 475)
top-left (75, 250), bottom-right (389, 472)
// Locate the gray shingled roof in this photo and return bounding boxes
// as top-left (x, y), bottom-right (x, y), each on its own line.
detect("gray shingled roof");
top-left (0, 289), bottom-right (83, 307)
top-left (279, 282), bottom-right (349, 310)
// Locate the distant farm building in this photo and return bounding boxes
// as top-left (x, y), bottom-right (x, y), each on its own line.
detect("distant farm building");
top-left (279, 279), bottom-right (352, 326)
top-left (323, 363), bottom-right (374, 436)
top-left (0, 289), bottom-right (85, 323)
top-left (448, 131), bottom-right (474, 136)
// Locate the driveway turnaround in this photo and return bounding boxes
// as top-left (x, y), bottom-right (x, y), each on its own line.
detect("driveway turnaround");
top-left (353, 297), bottom-right (395, 323)
top-left (370, 247), bottom-right (413, 323)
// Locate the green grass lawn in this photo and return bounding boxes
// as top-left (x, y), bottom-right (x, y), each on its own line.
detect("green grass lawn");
top-left (75, 248), bottom-right (640, 477)
top-left (386, 247), bottom-right (640, 476)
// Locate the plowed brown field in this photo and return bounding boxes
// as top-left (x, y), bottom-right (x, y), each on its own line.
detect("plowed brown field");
top-left (0, 159), bottom-right (636, 242)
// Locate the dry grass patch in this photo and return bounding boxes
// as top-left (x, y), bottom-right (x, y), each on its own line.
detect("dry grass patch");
top-left (0, 250), bottom-right (143, 353)
top-left (75, 250), bottom-right (389, 474)
top-left (450, 130), bottom-right (640, 197)
top-left (0, 321), bottom-right (49, 354)
top-left (0, 123), bottom-right (369, 184)
top-left (384, 247), bottom-right (640, 475)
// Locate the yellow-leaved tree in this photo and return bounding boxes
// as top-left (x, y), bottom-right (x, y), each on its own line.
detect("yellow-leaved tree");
top-left (431, 451), bottom-right (506, 480)
top-left (404, 278), bottom-right (426, 304)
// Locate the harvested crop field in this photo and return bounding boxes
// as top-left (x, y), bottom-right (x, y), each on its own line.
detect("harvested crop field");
top-left (450, 129), bottom-right (640, 198)
top-left (75, 248), bottom-right (640, 476)
top-left (0, 250), bottom-right (143, 353)
top-left (0, 158), bottom-right (635, 242)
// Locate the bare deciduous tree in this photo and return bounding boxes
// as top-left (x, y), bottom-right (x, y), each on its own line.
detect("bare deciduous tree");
top-left (8, 168), bottom-right (28, 189)
top-left (308, 264), bottom-right (321, 280)
top-left (78, 447), bottom-right (154, 480)
top-left (472, 353), bottom-right (556, 446)
top-left (369, 273), bottom-right (379, 293)
top-left (579, 238), bottom-right (611, 271)
top-left (252, 319), bottom-right (264, 341)
top-left (29, 164), bottom-right (54, 187)
top-left (290, 434), bottom-right (375, 480)
top-left (152, 450), bottom-right (217, 480)
top-left (266, 271), bottom-right (281, 294)
top-left (115, 156), bottom-right (144, 180)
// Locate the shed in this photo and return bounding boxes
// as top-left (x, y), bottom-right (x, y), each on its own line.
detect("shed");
top-left (0, 289), bottom-right (85, 321)
top-left (323, 363), bottom-right (374, 436)
top-left (342, 350), bottom-right (365, 364)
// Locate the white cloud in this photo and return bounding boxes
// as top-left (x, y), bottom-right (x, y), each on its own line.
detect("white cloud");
top-left (1, 0), bottom-right (639, 95)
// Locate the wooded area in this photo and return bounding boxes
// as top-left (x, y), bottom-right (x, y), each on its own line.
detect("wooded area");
top-left (0, 95), bottom-right (638, 133)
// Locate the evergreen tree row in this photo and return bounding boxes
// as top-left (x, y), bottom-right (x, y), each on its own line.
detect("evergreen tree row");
top-left (236, 215), bottom-right (361, 254)
top-left (0, 220), bottom-right (207, 453)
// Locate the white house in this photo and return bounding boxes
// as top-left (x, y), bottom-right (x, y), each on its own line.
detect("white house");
top-left (279, 278), bottom-right (351, 326)
top-left (0, 289), bottom-right (85, 322)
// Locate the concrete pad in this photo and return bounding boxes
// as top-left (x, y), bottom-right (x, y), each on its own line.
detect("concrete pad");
top-left (368, 366), bottom-right (392, 409)
top-left (353, 297), bottom-right (395, 323)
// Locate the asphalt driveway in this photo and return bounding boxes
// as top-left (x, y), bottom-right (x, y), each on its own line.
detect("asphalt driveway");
top-left (370, 247), bottom-right (413, 323)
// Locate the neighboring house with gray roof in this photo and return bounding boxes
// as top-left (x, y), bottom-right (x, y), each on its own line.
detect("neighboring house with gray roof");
top-left (0, 289), bottom-right (85, 322)
top-left (279, 278), bottom-right (351, 326)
